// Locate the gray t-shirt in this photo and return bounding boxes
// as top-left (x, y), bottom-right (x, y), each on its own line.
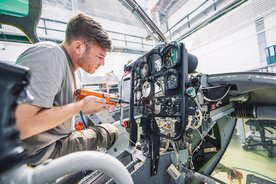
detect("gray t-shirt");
top-left (16, 41), bottom-right (76, 165)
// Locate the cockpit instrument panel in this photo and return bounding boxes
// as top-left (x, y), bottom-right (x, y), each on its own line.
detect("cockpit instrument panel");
top-left (124, 41), bottom-right (197, 175)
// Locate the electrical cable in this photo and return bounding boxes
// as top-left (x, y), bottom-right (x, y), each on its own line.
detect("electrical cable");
top-left (201, 86), bottom-right (231, 102)
top-left (124, 134), bottom-right (139, 152)
top-left (79, 111), bottom-right (88, 129)
top-left (170, 140), bottom-right (180, 167)
top-left (188, 128), bottom-right (204, 172)
top-left (192, 128), bottom-right (204, 155)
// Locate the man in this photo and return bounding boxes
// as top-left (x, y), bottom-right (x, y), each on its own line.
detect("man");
top-left (15, 13), bottom-right (118, 165)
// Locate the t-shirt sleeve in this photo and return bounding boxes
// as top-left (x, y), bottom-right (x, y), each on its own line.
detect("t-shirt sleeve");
top-left (16, 45), bottom-right (64, 108)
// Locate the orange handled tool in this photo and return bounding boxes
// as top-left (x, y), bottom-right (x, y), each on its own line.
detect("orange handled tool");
top-left (74, 88), bottom-right (128, 106)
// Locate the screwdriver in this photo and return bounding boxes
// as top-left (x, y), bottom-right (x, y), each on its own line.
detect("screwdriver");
top-left (74, 88), bottom-right (129, 106)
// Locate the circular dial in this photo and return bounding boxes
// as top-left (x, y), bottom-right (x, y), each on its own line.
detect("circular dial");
top-left (164, 47), bottom-right (178, 68)
top-left (141, 81), bottom-right (152, 98)
top-left (154, 58), bottom-right (162, 72)
top-left (154, 59), bottom-right (162, 72)
top-left (166, 74), bottom-right (178, 89)
top-left (140, 62), bottom-right (149, 77)
top-left (154, 99), bottom-right (161, 114)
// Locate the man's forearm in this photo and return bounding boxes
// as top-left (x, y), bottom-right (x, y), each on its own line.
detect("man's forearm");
top-left (16, 101), bottom-right (84, 140)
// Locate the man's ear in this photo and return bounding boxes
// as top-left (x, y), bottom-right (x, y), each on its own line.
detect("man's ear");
top-left (72, 41), bottom-right (85, 56)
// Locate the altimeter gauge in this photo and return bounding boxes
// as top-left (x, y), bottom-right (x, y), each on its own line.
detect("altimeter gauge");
top-left (166, 73), bottom-right (178, 90)
top-left (141, 81), bottom-right (152, 98)
top-left (140, 62), bottom-right (149, 78)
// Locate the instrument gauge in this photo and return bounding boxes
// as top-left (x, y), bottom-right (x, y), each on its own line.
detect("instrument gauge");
top-left (154, 58), bottom-right (162, 72)
top-left (166, 74), bottom-right (178, 90)
top-left (141, 81), bottom-right (152, 98)
top-left (154, 99), bottom-right (161, 114)
top-left (164, 47), bottom-right (178, 68)
top-left (149, 53), bottom-right (162, 73)
top-left (140, 62), bottom-right (149, 78)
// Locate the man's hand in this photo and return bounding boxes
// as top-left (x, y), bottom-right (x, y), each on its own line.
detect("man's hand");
top-left (81, 96), bottom-right (116, 115)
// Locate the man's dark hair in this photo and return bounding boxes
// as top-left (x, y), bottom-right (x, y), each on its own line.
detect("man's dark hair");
top-left (65, 13), bottom-right (112, 51)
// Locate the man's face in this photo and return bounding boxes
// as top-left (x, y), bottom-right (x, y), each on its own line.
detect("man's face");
top-left (77, 43), bottom-right (106, 74)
